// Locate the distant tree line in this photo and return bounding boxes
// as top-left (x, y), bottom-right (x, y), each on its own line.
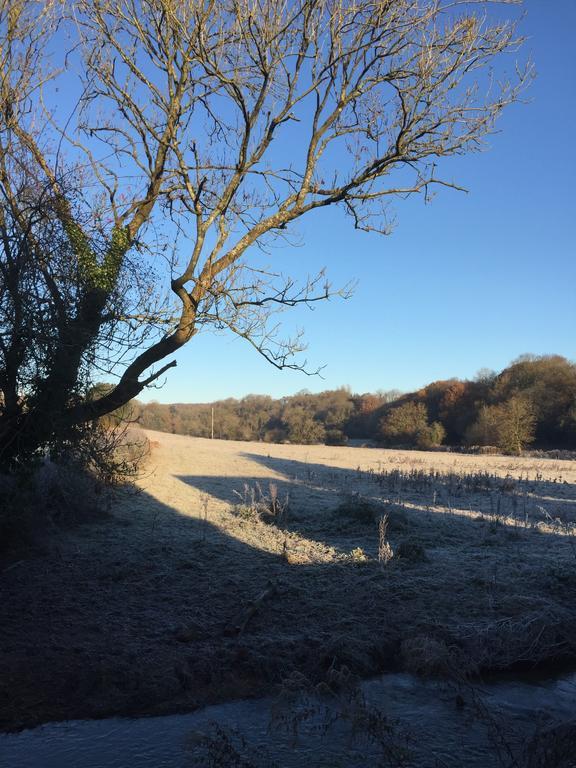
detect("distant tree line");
top-left (127, 355), bottom-right (576, 454)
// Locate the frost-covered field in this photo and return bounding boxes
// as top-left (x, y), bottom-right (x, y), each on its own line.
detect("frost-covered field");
top-left (2, 431), bottom-right (576, 731)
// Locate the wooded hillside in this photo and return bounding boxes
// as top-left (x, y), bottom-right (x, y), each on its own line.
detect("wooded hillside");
top-left (130, 355), bottom-right (576, 453)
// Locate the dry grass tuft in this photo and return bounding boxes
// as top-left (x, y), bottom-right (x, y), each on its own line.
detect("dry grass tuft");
top-left (233, 481), bottom-right (290, 526)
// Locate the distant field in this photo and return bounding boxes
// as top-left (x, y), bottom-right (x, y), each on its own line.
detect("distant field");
top-left (143, 429), bottom-right (576, 512)
top-left (2, 430), bottom-right (576, 730)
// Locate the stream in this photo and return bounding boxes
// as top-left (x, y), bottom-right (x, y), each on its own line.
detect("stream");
top-left (1, 670), bottom-right (575, 767)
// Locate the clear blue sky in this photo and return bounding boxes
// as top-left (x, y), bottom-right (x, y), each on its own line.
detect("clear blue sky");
top-left (134, 1), bottom-right (576, 404)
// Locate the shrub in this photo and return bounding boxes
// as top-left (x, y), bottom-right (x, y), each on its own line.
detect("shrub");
top-left (335, 493), bottom-right (383, 525)
top-left (281, 406), bottom-right (326, 445)
top-left (396, 540), bottom-right (428, 563)
top-left (379, 402), bottom-right (444, 448)
top-left (325, 429), bottom-right (348, 446)
top-left (416, 421), bottom-right (446, 450)
top-left (379, 402), bottom-right (427, 446)
top-left (1, 461), bottom-right (105, 553)
top-left (0, 423), bottom-right (148, 554)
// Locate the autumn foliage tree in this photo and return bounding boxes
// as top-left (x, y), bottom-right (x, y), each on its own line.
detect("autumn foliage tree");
top-left (0, 0), bottom-right (529, 468)
top-left (131, 355), bottom-right (574, 450)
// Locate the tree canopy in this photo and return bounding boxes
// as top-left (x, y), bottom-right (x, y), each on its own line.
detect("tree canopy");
top-left (0, 0), bottom-right (529, 467)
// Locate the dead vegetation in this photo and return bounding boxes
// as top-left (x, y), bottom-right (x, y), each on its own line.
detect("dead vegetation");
top-left (233, 482), bottom-right (290, 526)
top-left (0, 426), bottom-right (149, 555)
top-left (188, 669), bottom-right (412, 768)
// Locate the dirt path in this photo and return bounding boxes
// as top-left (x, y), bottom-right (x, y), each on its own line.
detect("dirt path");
top-left (2, 432), bottom-right (576, 731)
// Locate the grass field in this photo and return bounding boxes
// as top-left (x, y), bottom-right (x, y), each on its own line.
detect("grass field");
top-left (2, 431), bottom-right (576, 731)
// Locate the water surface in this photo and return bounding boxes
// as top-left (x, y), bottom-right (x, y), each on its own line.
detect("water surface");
top-left (2, 671), bottom-right (575, 767)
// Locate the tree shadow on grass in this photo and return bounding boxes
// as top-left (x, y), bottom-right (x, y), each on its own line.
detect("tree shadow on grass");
top-left (240, 450), bottom-right (576, 513)
top-left (2, 450), bottom-right (576, 734)
top-left (176, 449), bottom-right (576, 556)
top-left (0, 486), bottom-right (289, 732)
top-left (174, 451), bottom-right (576, 683)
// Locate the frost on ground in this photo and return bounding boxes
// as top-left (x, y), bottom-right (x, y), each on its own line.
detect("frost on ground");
top-left (2, 431), bottom-right (576, 731)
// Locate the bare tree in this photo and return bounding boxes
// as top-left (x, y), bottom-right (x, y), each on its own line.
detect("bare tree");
top-left (0, 0), bottom-right (530, 466)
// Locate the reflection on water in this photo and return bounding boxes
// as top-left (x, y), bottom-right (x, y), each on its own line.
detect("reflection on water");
top-left (1, 671), bottom-right (575, 767)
